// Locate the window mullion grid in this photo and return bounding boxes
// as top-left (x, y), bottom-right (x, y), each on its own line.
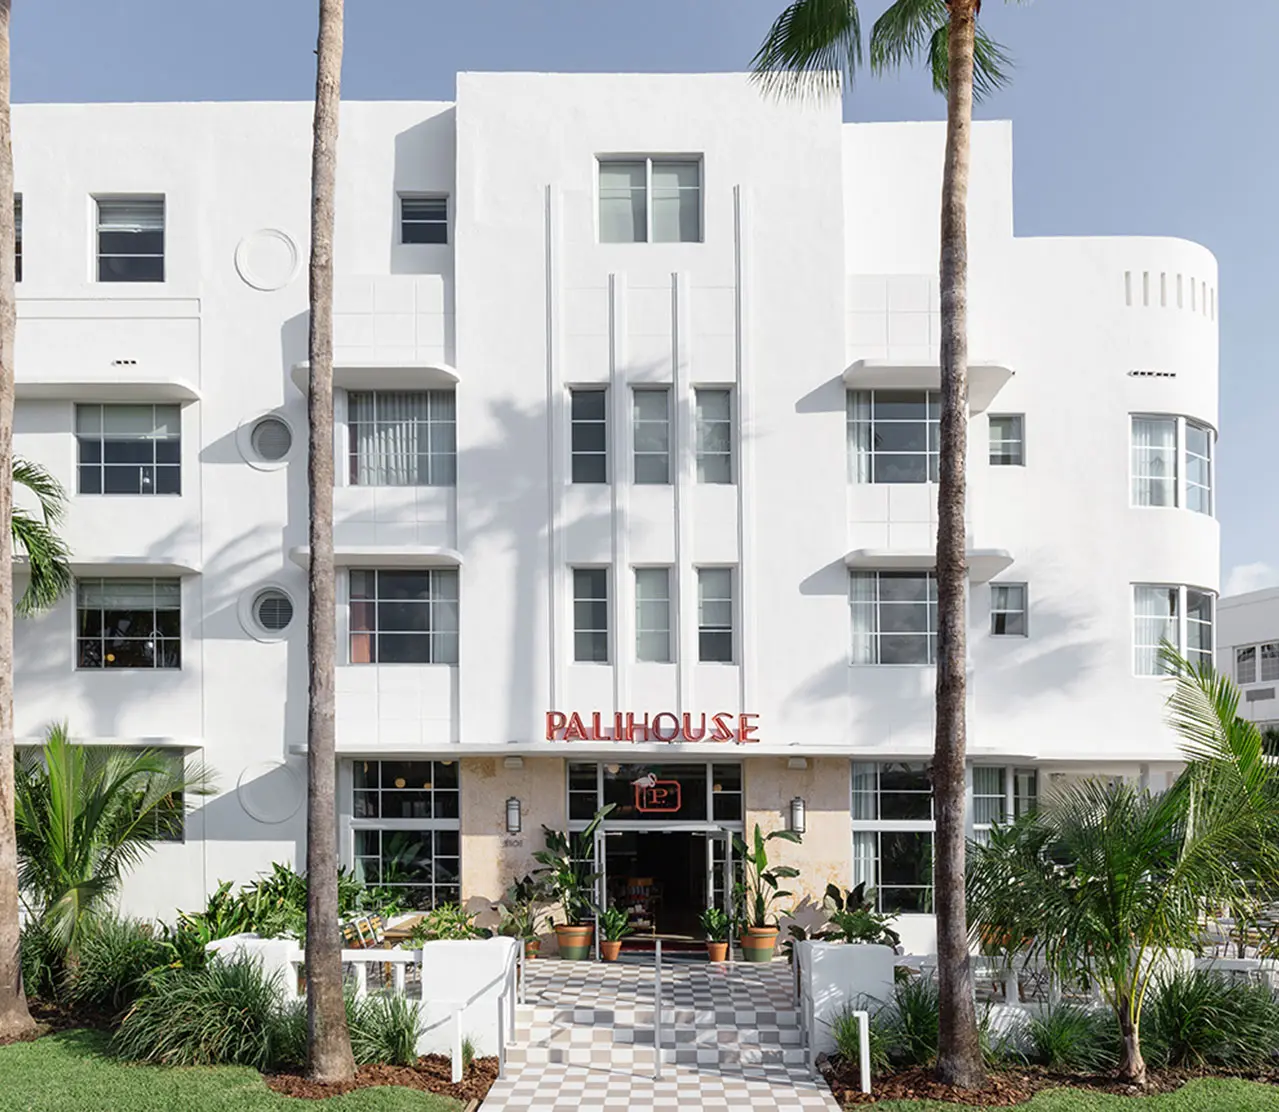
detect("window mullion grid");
top-left (645, 157), bottom-right (654, 244)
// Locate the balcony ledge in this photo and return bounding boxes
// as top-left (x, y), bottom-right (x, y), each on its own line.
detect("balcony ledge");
top-left (288, 544), bottom-right (463, 570)
top-left (16, 376), bottom-right (202, 404)
top-left (290, 360), bottom-right (459, 394)
top-left (844, 547), bottom-right (1014, 583)
top-left (843, 359), bottom-right (1013, 413)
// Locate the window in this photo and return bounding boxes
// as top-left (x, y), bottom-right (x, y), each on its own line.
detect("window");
top-left (570, 388), bottom-right (608, 483)
top-left (573, 568), bottom-right (609, 663)
top-left (697, 568), bottom-right (734, 663)
top-left (126, 748), bottom-right (186, 843)
top-left (635, 567), bottom-right (672, 663)
top-left (1013, 767), bottom-right (1039, 819)
top-left (349, 569), bottom-right (459, 664)
top-left (847, 390), bottom-right (939, 484)
top-left (400, 196), bottom-right (448, 245)
top-left (96, 196), bottom-right (164, 282)
top-left (990, 583), bottom-right (1027, 637)
top-left (852, 762), bottom-right (933, 914)
top-left (1185, 420), bottom-right (1213, 515)
top-left (988, 414), bottom-right (1024, 466)
top-left (850, 571), bottom-right (937, 665)
top-left (568, 761), bottom-right (743, 823)
top-left (632, 388), bottom-right (671, 484)
top-left (76, 578), bottom-right (180, 670)
top-left (598, 158), bottom-right (701, 244)
top-left (694, 388), bottom-right (732, 483)
top-left (76, 404), bottom-right (180, 495)
top-left (352, 759), bottom-right (460, 910)
top-left (1237, 643), bottom-right (1279, 686)
top-left (971, 766), bottom-right (1038, 839)
top-left (1133, 584), bottom-right (1215, 675)
top-left (14, 194), bottom-right (20, 282)
top-left (1131, 416), bottom-right (1177, 506)
top-left (348, 391), bottom-right (456, 486)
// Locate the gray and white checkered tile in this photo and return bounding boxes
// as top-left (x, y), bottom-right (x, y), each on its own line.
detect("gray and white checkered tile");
top-left (481, 961), bottom-right (838, 1111)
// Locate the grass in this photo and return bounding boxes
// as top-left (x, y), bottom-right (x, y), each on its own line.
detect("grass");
top-left (0, 1030), bottom-right (462, 1112)
top-left (868, 1078), bottom-right (1279, 1111)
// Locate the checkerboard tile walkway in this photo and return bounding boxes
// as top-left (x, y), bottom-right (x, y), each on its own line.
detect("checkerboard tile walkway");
top-left (480, 960), bottom-right (839, 1112)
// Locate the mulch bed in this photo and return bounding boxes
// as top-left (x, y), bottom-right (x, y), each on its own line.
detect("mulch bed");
top-left (820, 1056), bottom-right (1279, 1106)
top-left (266, 1055), bottom-right (499, 1103)
top-left (0, 998), bottom-right (115, 1047)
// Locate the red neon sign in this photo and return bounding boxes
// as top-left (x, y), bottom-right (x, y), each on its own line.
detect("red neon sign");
top-left (544, 711), bottom-right (761, 744)
top-left (634, 779), bottom-right (682, 813)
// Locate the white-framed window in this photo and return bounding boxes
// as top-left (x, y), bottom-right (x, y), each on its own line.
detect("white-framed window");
top-left (96, 196), bottom-right (164, 282)
top-left (697, 567), bottom-right (734, 663)
top-left (1234, 642), bottom-right (1279, 686)
top-left (75, 404), bottom-right (181, 495)
top-left (352, 759), bottom-right (460, 910)
top-left (1131, 415), bottom-right (1215, 515)
top-left (399, 195), bottom-right (448, 245)
top-left (573, 567), bottom-right (610, 663)
top-left (694, 388), bottom-right (732, 483)
top-left (634, 567), bottom-right (672, 663)
top-left (990, 583), bottom-right (1028, 637)
top-left (988, 414), bottom-right (1024, 466)
top-left (971, 766), bottom-right (1038, 843)
top-left (14, 194), bottom-right (21, 283)
top-left (347, 391), bottom-right (456, 486)
top-left (598, 157), bottom-right (702, 244)
top-left (1133, 583), bottom-right (1215, 676)
top-left (570, 388), bottom-right (608, 483)
top-left (850, 571), bottom-right (937, 665)
top-left (847, 390), bottom-right (939, 484)
top-left (851, 761), bottom-right (933, 915)
top-left (76, 578), bottom-right (180, 670)
top-left (632, 387), bottom-right (671, 484)
top-left (1185, 420), bottom-right (1213, 515)
top-left (348, 569), bottom-right (459, 665)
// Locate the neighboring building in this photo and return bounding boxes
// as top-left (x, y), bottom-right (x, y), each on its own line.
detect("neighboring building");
top-left (1218, 589), bottom-right (1279, 733)
top-left (10, 73), bottom-right (1219, 953)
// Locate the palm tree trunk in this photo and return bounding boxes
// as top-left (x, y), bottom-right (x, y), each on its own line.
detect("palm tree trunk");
top-left (0, 0), bottom-right (34, 1042)
top-left (304, 0), bottom-right (354, 1084)
top-left (932, 0), bottom-right (982, 1089)
top-left (1117, 1001), bottom-right (1147, 1086)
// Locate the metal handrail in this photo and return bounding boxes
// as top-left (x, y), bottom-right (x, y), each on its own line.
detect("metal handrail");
top-left (653, 938), bottom-right (663, 1080)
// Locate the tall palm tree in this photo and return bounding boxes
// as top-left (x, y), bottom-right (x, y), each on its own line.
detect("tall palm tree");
top-left (304, 0), bottom-right (355, 1083)
top-left (15, 723), bottom-right (214, 956)
top-left (0, 0), bottom-right (32, 1042)
top-left (968, 650), bottom-right (1279, 1085)
top-left (752, 0), bottom-right (1013, 1087)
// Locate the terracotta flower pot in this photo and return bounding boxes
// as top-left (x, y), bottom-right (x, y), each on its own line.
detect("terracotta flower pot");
top-left (739, 925), bottom-right (779, 964)
top-left (554, 923), bottom-right (595, 961)
top-left (524, 938), bottom-right (541, 960)
top-left (600, 939), bottom-right (623, 962)
top-left (706, 941), bottom-right (729, 963)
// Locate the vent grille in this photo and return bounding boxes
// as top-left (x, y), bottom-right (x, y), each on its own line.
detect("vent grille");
top-left (1245, 688), bottom-right (1276, 703)
top-left (110, 359), bottom-right (138, 366)
top-left (1128, 370), bottom-right (1178, 378)
top-left (253, 589), bottom-right (294, 634)
top-left (250, 416), bottom-right (292, 461)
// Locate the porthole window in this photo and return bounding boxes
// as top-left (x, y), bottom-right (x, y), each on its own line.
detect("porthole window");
top-left (250, 417), bottom-right (292, 462)
top-left (253, 589), bottom-right (294, 634)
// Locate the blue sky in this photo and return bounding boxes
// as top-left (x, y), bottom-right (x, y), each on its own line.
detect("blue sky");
top-left (14, 1), bottom-right (1274, 593)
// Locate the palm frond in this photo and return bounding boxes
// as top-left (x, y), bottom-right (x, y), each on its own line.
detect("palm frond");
top-left (12, 507), bottom-right (73, 615)
top-left (14, 458), bottom-right (68, 524)
top-left (923, 20), bottom-right (1015, 100)
top-left (869, 0), bottom-right (946, 72)
top-left (750, 0), bottom-right (862, 100)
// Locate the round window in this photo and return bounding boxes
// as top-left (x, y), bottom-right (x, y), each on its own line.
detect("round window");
top-left (250, 416), bottom-right (292, 462)
top-left (253, 589), bottom-right (295, 633)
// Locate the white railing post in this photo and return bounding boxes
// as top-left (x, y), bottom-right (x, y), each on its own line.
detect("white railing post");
top-left (518, 942), bottom-right (525, 1006)
top-left (354, 959), bottom-right (369, 999)
top-left (497, 990), bottom-right (507, 1080)
top-left (857, 1010), bottom-right (871, 1095)
top-left (1005, 964), bottom-right (1021, 1006)
top-left (653, 939), bottom-right (663, 1081)
top-left (451, 1009), bottom-right (463, 1084)
top-left (393, 961), bottom-right (406, 996)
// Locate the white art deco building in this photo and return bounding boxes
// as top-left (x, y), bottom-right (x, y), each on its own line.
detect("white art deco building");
top-left (9, 73), bottom-right (1219, 951)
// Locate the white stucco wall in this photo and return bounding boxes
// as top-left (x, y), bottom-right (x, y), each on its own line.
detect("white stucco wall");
top-left (1218, 589), bottom-right (1279, 728)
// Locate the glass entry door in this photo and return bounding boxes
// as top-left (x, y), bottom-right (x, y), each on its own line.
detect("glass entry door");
top-left (706, 830), bottom-right (736, 932)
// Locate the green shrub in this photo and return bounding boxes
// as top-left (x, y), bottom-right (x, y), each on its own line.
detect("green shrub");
top-left (348, 993), bottom-right (423, 1067)
top-left (1144, 969), bottom-right (1279, 1070)
top-left (866, 977), bottom-right (1007, 1069)
top-left (65, 916), bottom-right (168, 1015)
top-left (268, 999), bottom-right (309, 1071)
top-left (20, 918), bottom-right (62, 1001)
top-left (1026, 1003), bottom-right (1119, 1072)
top-left (112, 954), bottom-right (281, 1069)
top-left (829, 1001), bottom-right (891, 1074)
top-left (461, 1035), bottom-right (476, 1075)
top-left (406, 903), bottom-right (489, 944)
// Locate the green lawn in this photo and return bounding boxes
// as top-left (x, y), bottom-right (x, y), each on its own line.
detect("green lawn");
top-left (868, 1078), bottom-right (1279, 1111)
top-left (0, 1031), bottom-right (463, 1112)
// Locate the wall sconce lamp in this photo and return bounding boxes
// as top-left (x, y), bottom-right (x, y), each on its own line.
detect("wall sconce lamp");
top-left (506, 797), bottom-right (522, 835)
top-left (789, 797), bottom-right (806, 835)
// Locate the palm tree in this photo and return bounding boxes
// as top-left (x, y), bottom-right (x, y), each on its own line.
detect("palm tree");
top-left (751, 0), bottom-right (1014, 1086)
top-left (14, 723), bottom-right (214, 957)
top-left (13, 459), bottom-right (72, 616)
top-left (968, 651), bottom-right (1279, 1086)
top-left (304, 0), bottom-right (355, 1084)
top-left (0, 0), bottom-right (31, 1042)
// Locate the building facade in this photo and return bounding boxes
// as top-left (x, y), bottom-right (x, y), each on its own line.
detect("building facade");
top-left (1218, 589), bottom-right (1279, 734)
top-left (10, 74), bottom-right (1220, 952)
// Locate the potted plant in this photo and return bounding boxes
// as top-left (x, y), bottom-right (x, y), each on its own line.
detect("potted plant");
top-left (533, 804), bottom-right (615, 960)
top-left (700, 906), bottom-right (730, 962)
top-left (497, 874), bottom-right (551, 959)
top-left (598, 906), bottom-right (632, 961)
top-left (732, 823), bottom-right (801, 963)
